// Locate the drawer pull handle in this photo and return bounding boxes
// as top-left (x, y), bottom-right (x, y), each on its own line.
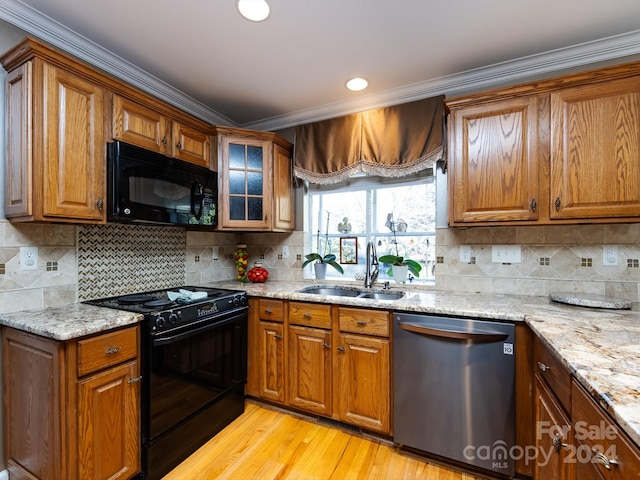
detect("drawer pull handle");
top-left (337, 346), bottom-right (346, 352)
top-left (274, 334), bottom-right (283, 340)
top-left (96, 197), bottom-right (104, 211)
top-left (105, 346), bottom-right (122, 355)
top-left (128, 375), bottom-right (142, 384)
top-left (530, 198), bottom-right (537, 212)
top-left (357, 321), bottom-right (367, 326)
top-left (592, 448), bottom-right (619, 470)
top-left (555, 197), bottom-right (561, 211)
top-left (303, 313), bottom-right (312, 318)
top-left (322, 343), bottom-right (331, 349)
top-left (265, 309), bottom-right (272, 314)
top-left (537, 361), bottom-right (551, 372)
top-left (552, 434), bottom-right (569, 453)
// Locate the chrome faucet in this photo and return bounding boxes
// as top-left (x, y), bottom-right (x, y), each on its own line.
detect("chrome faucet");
top-left (364, 241), bottom-right (379, 288)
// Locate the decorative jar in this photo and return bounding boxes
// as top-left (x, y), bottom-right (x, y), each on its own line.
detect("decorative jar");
top-left (248, 261), bottom-right (269, 283)
top-left (233, 244), bottom-right (249, 282)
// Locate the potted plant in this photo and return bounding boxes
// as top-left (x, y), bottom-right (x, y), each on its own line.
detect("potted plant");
top-left (378, 213), bottom-right (422, 283)
top-left (302, 213), bottom-right (344, 279)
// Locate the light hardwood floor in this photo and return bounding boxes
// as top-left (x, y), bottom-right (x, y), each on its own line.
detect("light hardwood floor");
top-left (163, 401), bottom-right (497, 480)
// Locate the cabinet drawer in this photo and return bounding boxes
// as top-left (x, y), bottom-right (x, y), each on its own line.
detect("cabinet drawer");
top-left (77, 326), bottom-right (138, 377)
top-left (258, 299), bottom-right (284, 322)
top-left (339, 307), bottom-right (389, 337)
top-left (534, 337), bottom-right (571, 412)
top-left (572, 379), bottom-right (640, 479)
top-left (289, 302), bottom-right (331, 329)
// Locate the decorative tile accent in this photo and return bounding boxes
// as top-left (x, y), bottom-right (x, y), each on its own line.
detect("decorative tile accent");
top-left (581, 257), bottom-right (593, 267)
top-left (78, 224), bottom-right (185, 301)
top-left (46, 261), bottom-right (58, 271)
top-left (436, 256), bottom-right (444, 264)
top-left (0, 263), bottom-right (4, 274)
top-left (539, 257), bottom-right (550, 266)
top-left (469, 256), bottom-right (476, 264)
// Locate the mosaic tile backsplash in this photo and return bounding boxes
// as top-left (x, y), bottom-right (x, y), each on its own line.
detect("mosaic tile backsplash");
top-left (77, 224), bottom-right (186, 300)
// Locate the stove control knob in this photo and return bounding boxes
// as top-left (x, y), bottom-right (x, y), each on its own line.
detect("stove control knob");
top-left (155, 316), bottom-right (166, 329)
top-left (168, 313), bottom-right (178, 324)
top-left (240, 296), bottom-right (247, 305)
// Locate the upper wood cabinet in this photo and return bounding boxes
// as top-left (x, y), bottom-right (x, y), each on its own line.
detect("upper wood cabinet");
top-left (113, 95), bottom-right (211, 167)
top-left (215, 126), bottom-right (295, 231)
top-left (447, 60), bottom-right (640, 226)
top-left (3, 45), bottom-right (107, 223)
top-left (448, 96), bottom-right (541, 224)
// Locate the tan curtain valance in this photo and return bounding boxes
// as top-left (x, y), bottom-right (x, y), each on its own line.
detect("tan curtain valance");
top-left (294, 95), bottom-right (444, 184)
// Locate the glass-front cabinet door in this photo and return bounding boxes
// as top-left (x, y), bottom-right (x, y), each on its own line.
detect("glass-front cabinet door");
top-left (218, 135), bottom-right (272, 230)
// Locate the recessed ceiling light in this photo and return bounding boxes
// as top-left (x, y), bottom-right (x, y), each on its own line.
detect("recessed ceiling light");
top-left (237, 0), bottom-right (270, 22)
top-left (346, 77), bottom-right (368, 91)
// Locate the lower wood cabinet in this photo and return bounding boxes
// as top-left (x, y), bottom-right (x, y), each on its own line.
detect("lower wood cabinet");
top-left (247, 298), bottom-right (392, 435)
top-left (3, 325), bottom-right (141, 480)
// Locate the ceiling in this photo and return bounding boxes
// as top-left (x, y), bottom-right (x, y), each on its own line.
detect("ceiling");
top-left (2, 0), bottom-right (640, 131)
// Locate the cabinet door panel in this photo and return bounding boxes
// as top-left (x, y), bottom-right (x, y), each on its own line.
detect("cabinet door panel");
top-left (43, 64), bottom-right (106, 221)
top-left (337, 333), bottom-right (390, 433)
top-left (78, 360), bottom-right (140, 480)
top-left (171, 121), bottom-right (210, 167)
top-left (449, 96), bottom-right (539, 224)
top-left (258, 321), bottom-right (286, 403)
top-left (113, 95), bottom-right (169, 154)
top-left (551, 77), bottom-right (640, 219)
top-left (273, 143), bottom-right (295, 231)
top-left (288, 325), bottom-right (331, 415)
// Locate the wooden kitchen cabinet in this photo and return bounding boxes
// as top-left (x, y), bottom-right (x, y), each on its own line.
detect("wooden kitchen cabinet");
top-left (336, 307), bottom-right (391, 434)
top-left (113, 94), bottom-right (211, 167)
top-left (550, 76), bottom-right (640, 220)
top-left (448, 95), bottom-right (541, 224)
top-left (3, 44), bottom-right (107, 223)
top-left (3, 325), bottom-right (141, 480)
top-left (447, 60), bottom-right (640, 226)
top-left (215, 126), bottom-right (294, 232)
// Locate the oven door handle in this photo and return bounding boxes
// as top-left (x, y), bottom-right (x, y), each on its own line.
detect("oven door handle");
top-left (152, 309), bottom-right (247, 346)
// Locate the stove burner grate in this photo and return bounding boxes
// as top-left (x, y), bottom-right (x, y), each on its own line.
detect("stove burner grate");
top-left (118, 294), bottom-right (154, 305)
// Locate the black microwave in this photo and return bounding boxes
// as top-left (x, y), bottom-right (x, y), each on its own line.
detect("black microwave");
top-left (107, 141), bottom-right (217, 226)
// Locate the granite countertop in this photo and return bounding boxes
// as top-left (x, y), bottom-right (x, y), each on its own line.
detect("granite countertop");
top-left (0, 303), bottom-right (142, 341)
top-left (0, 280), bottom-right (638, 450)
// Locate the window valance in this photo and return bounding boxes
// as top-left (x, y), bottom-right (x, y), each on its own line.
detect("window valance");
top-left (294, 95), bottom-right (444, 185)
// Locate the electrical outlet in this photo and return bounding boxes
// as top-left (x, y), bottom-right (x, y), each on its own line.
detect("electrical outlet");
top-left (603, 246), bottom-right (619, 266)
top-left (212, 247), bottom-right (219, 260)
top-left (459, 245), bottom-right (471, 264)
top-left (20, 247), bottom-right (38, 271)
top-left (282, 246), bottom-right (289, 259)
top-left (492, 245), bottom-right (522, 263)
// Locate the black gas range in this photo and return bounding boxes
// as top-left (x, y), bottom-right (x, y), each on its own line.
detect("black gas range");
top-left (85, 285), bottom-right (249, 480)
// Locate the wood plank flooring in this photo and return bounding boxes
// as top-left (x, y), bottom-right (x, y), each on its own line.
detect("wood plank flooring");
top-left (163, 401), bottom-right (497, 480)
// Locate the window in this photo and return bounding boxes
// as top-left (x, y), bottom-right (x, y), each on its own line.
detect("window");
top-left (305, 171), bottom-right (436, 283)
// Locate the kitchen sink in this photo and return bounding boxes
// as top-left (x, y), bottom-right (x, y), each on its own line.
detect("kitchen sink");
top-left (297, 286), bottom-right (404, 301)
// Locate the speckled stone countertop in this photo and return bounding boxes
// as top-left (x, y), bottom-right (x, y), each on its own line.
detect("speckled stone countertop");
top-left (0, 303), bottom-right (142, 341)
top-left (0, 280), bottom-right (638, 449)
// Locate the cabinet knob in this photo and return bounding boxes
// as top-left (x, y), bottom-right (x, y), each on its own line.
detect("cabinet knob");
top-left (356, 320), bottom-right (367, 326)
top-left (537, 361), bottom-right (551, 372)
top-left (274, 334), bottom-right (283, 340)
top-left (264, 309), bottom-right (272, 314)
top-left (552, 434), bottom-right (569, 453)
top-left (127, 375), bottom-right (142, 384)
top-left (592, 448), bottom-right (619, 470)
top-left (337, 346), bottom-right (346, 352)
top-left (303, 313), bottom-right (312, 319)
top-left (162, 136), bottom-right (167, 146)
top-left (96, 197), bottom-right (104, 211)
top-left (321, 343), bottom-right (331, 349)
top-left (555, 197), bottom-right (561, 211)
top-left (105, 346), bottom-right (122, 355)
top-left (176, 141), bottom-right (182, 149)
top-left (530, 198), bottom-right (537, 212)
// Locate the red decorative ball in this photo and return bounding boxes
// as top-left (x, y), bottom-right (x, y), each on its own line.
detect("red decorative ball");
top-left (248, 261), bottom-right (269, 283)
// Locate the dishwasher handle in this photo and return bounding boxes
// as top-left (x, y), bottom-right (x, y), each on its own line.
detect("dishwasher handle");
top-left (398, 321), bottom-right (510, 343)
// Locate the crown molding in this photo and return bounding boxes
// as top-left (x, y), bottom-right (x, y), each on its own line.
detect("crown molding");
top-left (245, 29), bottom-right (640, 131)
top-left (2, 0), bottom-right (640, 132)
top-left (0, 0), bottom-right (236, 126)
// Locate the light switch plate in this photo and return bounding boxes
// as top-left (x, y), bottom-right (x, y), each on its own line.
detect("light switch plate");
top-left (459, 245), bottom-right (471, 263)
top-left (282, 246), bottom-right (290, 259)
top-left (20, 247), bottom-right (38, 270)
top-left (492, 245), bottom-right (522, 263)
top-left (212, 247), bottom-right (219, 260)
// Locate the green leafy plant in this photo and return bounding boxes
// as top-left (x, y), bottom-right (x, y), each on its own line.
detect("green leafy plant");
top-left (379, 212), bottom-right (422, 278)
top-left (302, 212), bottom-right (344, 274)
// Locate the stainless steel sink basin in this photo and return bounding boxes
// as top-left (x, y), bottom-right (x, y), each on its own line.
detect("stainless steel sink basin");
top-left (297, 286), bottom-right (404, 301)
top-left (298, 286), bottom-right (360, 297)
top-left (356, 291), bottom-right (404, 300)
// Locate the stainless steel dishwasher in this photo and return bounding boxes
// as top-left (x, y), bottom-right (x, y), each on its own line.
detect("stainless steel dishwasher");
top-left (393, 312), bottom-right (515, 477)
